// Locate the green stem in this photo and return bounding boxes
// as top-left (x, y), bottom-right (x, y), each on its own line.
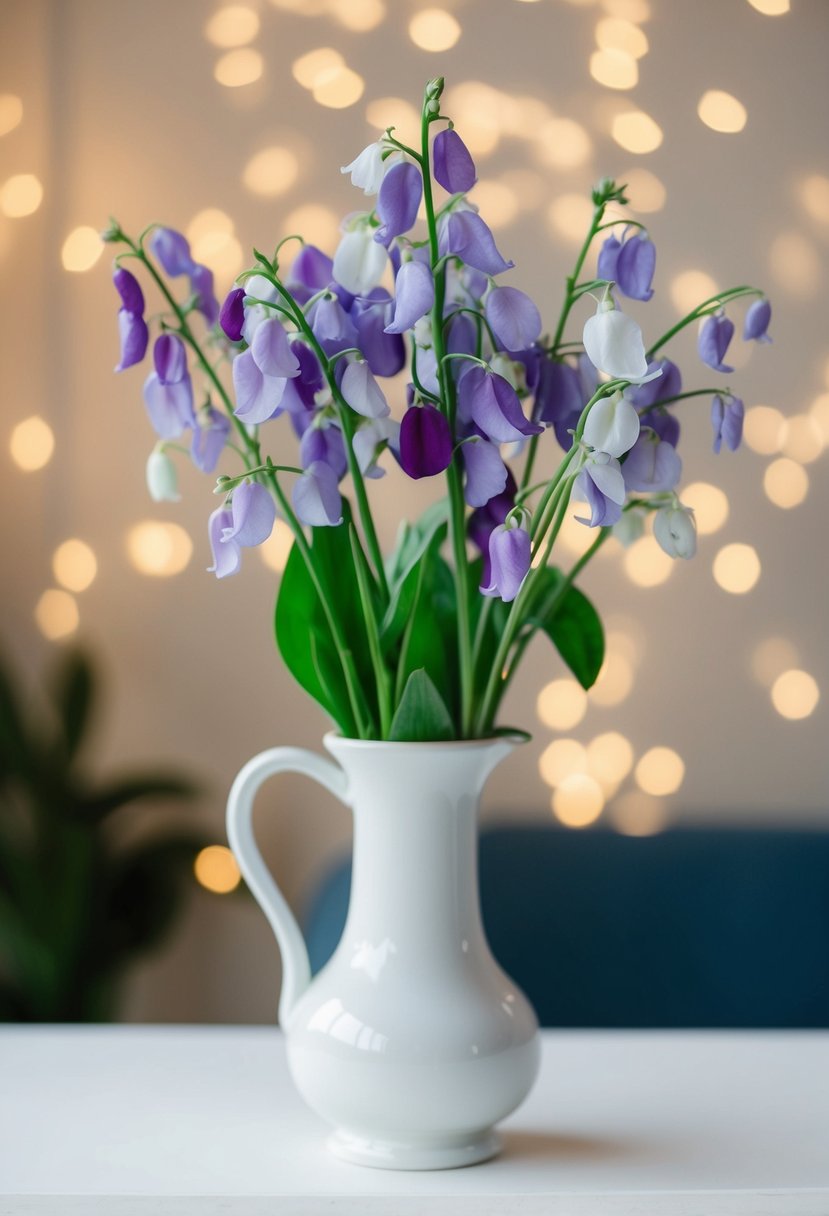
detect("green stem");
top-left (647, 286), bottom-right (762, 359)
top-left (349, 525), bottom-right (392, 738)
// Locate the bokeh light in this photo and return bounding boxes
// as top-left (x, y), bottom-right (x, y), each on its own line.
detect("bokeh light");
top-left (669, 269), bottom-right (718, 314)
top-left (586, 731), bottom-right (634, 790)
top-left (763, 458), bottom-right (809, 509)
top-left (601, 0), bottom-right (650, 19)
top-left (127, 522), bottom-right (193, 578)
top-left (799, 174), bottom-right (829, 224)
top-left (552, 774), bottom-right (605, 828)
top-left (292, 48), bottom-right (343, 90)
top-left (538, 738), bottom-right (587, 788)
top-left (590, 49), bottom-right (638, 90)
top-left (0, 173), bottom-right (43, 218)
top-left (9, 416), bottom-right (55, 471)
top-left (0, 94), bottom-right (23, 137)
top-left (589, 651), bottom-right (635, 707)
top-left (697, 90), bottom-right (748, 134)
top-left (470, 180), bottom-right (519, 229)
top-left (769, 231), bottom-right (821, 297)
top-left (537, 678), bottom-right (589, 730)
top-left (365, 96), bottom-right (420, 145)
top-left (751, 637), bottom-right (800, 687)
top-left (534, 118), bottom-right (592, 169)
top-left (622, 167), bottom-right (666, 212)
top-left (743, 404), bottom-right (787, 455)
top-left (712, 543), bottom-right (761, 594)
top-left (609, 791), bottom-right (669, 836)
top-left (746, 0), bottom-right (790, 13)
top-left (635, 746), bottom-right (685, 796)
top-left (35, 590), bottom-right (79, 641)
top-left (61, 225), bottom-right (104, 273)
top-left (681, 482), bottom-right (729, 535)
top-left (52, 539), bottom-right (97, 593)
top-left (781, 415), bottom-right (823, 464)
top-left (408, 9), bottom-right (461, 52)
top-left (443, 82), bottom-right (502, 157)
top-left (313, 66), bottom-right (365, 109)
top-left (204, 5), bottom-right (260, 48)
top-left (214, 48), bottom-right (264, 88)
top-left (282, 204), bottom-right (340, 251)
top-left (329, 0), bottom-right (386, 30)
top-left (771, 670), bottom-right (820, 720)
top-left (623, 536), bottom-right (674, 588)
top-left (611, 110), bottom-right (663, 154)
top-left (595, 17), bottom-right (649, 56)
top-left (242, 147), bottom-right (300, 197)
top-left (260, 521), bottom-right (295, 572)
top-left (810, 392), bottom-right (829, 443)
top-left (548, 193), bottom-right (594, 242)
top-left (194, 845), bottom-right (241, 894)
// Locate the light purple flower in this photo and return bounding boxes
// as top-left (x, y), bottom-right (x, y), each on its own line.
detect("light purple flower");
top-left (191, 406), bottom-right (231, 473)
top-left (351, 290), bottom-right (406, 376)
top-left (374, 162), bottom-right (422, 246)
top-left (307, 294), bottom-right (358, 354)
top-left (219, 288), bottom-right (246, 342)
top-left (251, 317), bottom-right (301, 378)
top-left (341, 359), bottom-right (390, 418)
top-left (640, 407), bottom-right (680, 447)
top-left (385, 260), bottom-right (434, 334)
top-left (481, 521), bottom-right (531, 603)
top-left (598, 231), bottom-right (656, 301)
top-left (189, 263), bottom-right (219, 325)
top-left (626, 358), bottom-right (682, 409)
top-left (208, 507), bottom-right (241, 579)
top-left (433, 129), bottom-right (477, 194)
top-left (711, 394), bottom-right (744, 453)
top-left (468, 471), bottom-right (517, 585)
top-left (622, 429), bottom-right (682, 492)
top-left (115, 308), bottom-right (149, 372)
top-left (153, 334), bottom-right (187, 385)
top-left (232, 348), bottom-right (287, 424)
top-left (300, 423), bottom-right (348, 480)
top-left (485, 286), bottom-right (542, 352)
top-left (149, 227), bottom-right (194, 277)
top-left (292, 460), bottom-right (343, 527)
top-left (457, 366), bottom-right (542, 443)
top-left (575, 454), bottom-right (626, 528)
top-left (743, 298), bottom-right (772, 344)
top-left (353, 417), bottom-right (400, 478)
top-left (113, 267), bottom-right (145, 315)
top-left (438, 209), bottom-right (514, 276)
top-left (399, 404), bottom-right (453, 478)
top-left (142, 370), bottom-right (196, 439)
top-left (222, 480), bottom-right (276, 548)
top-left (286, 245), bottom-right (334, 304)
top-left (462, 436), bottom-right (509, 508)
top-left (698, 313), bottom-right (735, 373)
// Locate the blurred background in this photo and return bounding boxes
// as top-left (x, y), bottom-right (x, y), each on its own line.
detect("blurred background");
top-left (1, 0), bottom-right (827, 1024)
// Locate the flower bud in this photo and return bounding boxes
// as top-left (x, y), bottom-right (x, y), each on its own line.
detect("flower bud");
top-left (146, 449), bottom-right (180, 502)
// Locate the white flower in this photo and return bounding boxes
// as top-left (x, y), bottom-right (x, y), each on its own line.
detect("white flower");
top-left (489, 352), bottom-right (525, 392)
top-left (582, 389), bottom-right (641, 458)
top-left (332, 226), bottom-right (388, 296)
top-left (413, 315), bottom-right (434, 349)
top-left (341, 359), bottom-right (390, 418)
top-left (146, 449), bottom-right (180, 503)
top-left (241, 274), bottom-right (278, 345)
top-left (340, 141), bottom-right (399, 195)
top-left (611, 508), bottom-right (646, 548)
top-left (654, 503), bottom-right (697, 559)
top-left (583, 295), bottom-right (661, 386)
top-left (353, 417), bottom-right (400, 478)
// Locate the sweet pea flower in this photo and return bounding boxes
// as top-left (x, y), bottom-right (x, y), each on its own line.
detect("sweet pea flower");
top-left (640, 407), bottom-right (680, 448)
top-left (457, 366), bottom-right (543, 443)
top-left (385, 259), bottom-right (434, 334)
top-left (280, 342), bottom-right (324, 414)
top-left (462, 435), bottom-right (509, 508)
top-left (208, 507), bottom-right (241, 579)
top-left (307, 293), bottom-right (358, 355)
top-left (654, 503), bottom-right (697, 559)
top-left (626, 358), bottom-right (682, 409)
top-left (711, 393), bottom-right (744, 453)
top-left (300, 421), bottom-right (348, 480)
top-left (292, 460), bottom-right (343, 527)
top-left (533, 358), bottom-right (583, 425)
top-left (622, 429), bottom-right (682, 493)
top-left (146, 449), bottom-right (180, 502)
top-left (142, 369), bottom-right (196, 439)
top-left (399, 403), bottom-right (453, 478)
top-left (432, 129), bottom-right (477, 194)
top-left (241, 274), bottom-right (280, 345)
top-left (574, 452), bottom-right (626, 528)
top-left (341, 359), bottom-right (390, 418)
top-left (333, 224), bottom-right (389, 296)
top-left (341, 141), bottom-right (398, 195)
top-left (219, 288), bottom-right (246, 342)
top-left (153, 334), bottom-right (187, 385)
top-left (115, 308), bottom-right (149, 372)
top-left (485, 286), bottom-right (542, 352)
top-left (597, 231), bottom-right (656, 302)
top-left (232, 349), bottom-right (287, 424)
top-left (583, 295), bottom-right (661, 385)
top-left (189, 263), bottom-right (219, 325)
top-left (353, 416), bottom-right (400, 478)
top-left (698, 312), bottom-right (734, 373)
top-left (743, 298), bottom-right (772, 344)
top-left (222, 480), bottom-right (276, 548)
top-left (351, 290), bottom-right (406, 376)
top-left (582, 390), bottom-right (640, 458)
top-left (481, 517), bottom-right (531, 603)
top-left (149, 227), bottom-right (193, 277)
top-left (374, 162), bottom-right (422, 246)
top-left (191, 405), bottom-right (231, 473)
top-left (113, 267), bottom-right (145, 315)
top-left (251, 317), bottom-right (301, 379)
top-left (438, 208), bottom-right (514, 276)
top-left (285, 245), bottom-right (335, 305)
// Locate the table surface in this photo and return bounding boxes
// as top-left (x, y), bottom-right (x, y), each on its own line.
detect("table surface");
top-left (1, 1027), bottom-right (828, 1216)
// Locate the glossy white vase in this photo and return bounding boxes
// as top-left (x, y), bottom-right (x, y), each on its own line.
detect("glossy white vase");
top-left (226, 733), bottom-right (541, 1170)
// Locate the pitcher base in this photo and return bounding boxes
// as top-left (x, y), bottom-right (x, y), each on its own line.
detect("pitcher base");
top-left (326, 1127), bottom-right (501, 1171)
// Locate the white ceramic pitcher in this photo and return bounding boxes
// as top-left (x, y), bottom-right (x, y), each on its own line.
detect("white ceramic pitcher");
top-left (226, 732), bottom-right (540, 1170)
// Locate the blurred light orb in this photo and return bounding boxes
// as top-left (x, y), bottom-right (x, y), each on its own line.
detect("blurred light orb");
top-left (313, 66), bottom-right (365, 109)
top-left (590, 48), bottom-right (638, 91)
top-left (0, 94), bottom-right (23, 137)
top-left (535, 118), bottom-right (592, 169)
top-left (214, 48), bottom-right (264, 88)
top-left (35, 590), bottom-right (79, 641)
top-left (697, 90), bottom-right (747, 134)
top-left (269, 0), bottom-right (329, 11)
top-left (187, 208), bottom-right (234, 243)
top-left (292, 47), bottom-right (343, 90)
top-left (10, 415), bottom-right (55, 471)
top-left (548, 193), bottom-right (594, 242)
top-left (595, 17), bottom-right (649, 57)
top-left (61, 225), bottom-right (104, 273)
top-left (589, 652), bottom-right (635, 707)
top-left (283, 203), bottom-right (340, 252)
top-left (53, 539), bottom-right (97, 593)
top-left (743, 404), bottom-right (787, 455)
top-left (537, 679), bottom-right (588, 731)
top-left (365, 96), bottom-right (420, 145)
top-left (610, 791), bottom-right (668, 836)
top-left (260, 521), bottom-right (295, 572)
top-left (499, 169), bottom-right (546, 212)
top-left (746, 0), bottom-right (790, 13)
top-left (444, 83), bottom-right (502, 157)
top-left (243, 147), bottom-right (300, 197)
top-left (681, 482), bottom-right (729, 535)
top-left (799, 174), bottom-right (829, 224)
top-left (601, 0), bottom-right (651, 20)
top-left (669, 269), bottom-right (718, 315)
top-left (204, 5), bottom-right (260, 48)
top-left (623, 536), bottom-right (673, 588)
top-left (586, 731), bottom-right (634, 787)
top-left (408, 9), bottom-right (461, 52)
top-left (810, 392), bottom-right (829, 442)
top-left (712, 543), bottom-right (761, 594)
top-left (194, 845), bottom-right (241, 894)
top-left (635, 746), bottom-right (684, 797)
top-left (769, 231), bottom-right (821, 297)
top-left (763, 458), bottom-right (809, 509)
top-left (329, 0), bottom-right (386, 30)
top-left (751, 636), bottom-right (800, 687)
top-left (127, 522), bottom-right (193, 578)
top-left (470, 180), bottom-right (519, 229)
top-left (0, 173), bottom-right (43, 218)
top-left (781, 414), bottom-right (823, 464)
top-left (552, 775), bottom-right (605, 828)
top-left (538, 738), bottom-right (587, 788)
top-left (611, 110), bottom-right (662, 154)
top-left (622, 167), bottom-right (665, 212)
top-left (771, 670), bottom-right (819, 720)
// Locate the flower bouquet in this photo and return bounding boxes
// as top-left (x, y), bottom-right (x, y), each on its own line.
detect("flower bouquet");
top-left (104, 79), bottom-right (770, 1167)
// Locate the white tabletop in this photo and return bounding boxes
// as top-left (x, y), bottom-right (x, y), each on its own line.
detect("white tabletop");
top-left (0, 1027), bottom-right (827, 1215)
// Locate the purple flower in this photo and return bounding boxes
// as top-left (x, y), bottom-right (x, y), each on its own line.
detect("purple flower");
top-left (468, 472), bottom-right (517, 584)
top-left (626, 358), bottom-right (682, 409)
top-left (153, 334), bottom-right (187, 385)
top-left (399, 404), bottom-right (453, 479)
top-left (251, 317), bottom-right (301, 378)
top-left (232, 349), bottom-right (287, 424)
top-left (639, 407), bottom-right (680, 447)
top-left (292, 460), bottom-right (343, 527)
top-left (575, 454), bottom-right (626, 528)
top-left (341, 359), bottom-right (390, 418)
top-left (622, 429), bottom-right (682, 492)
top-left (743, 298), bottom-right (772, 344)
top-left (143, 370), bottom-right (196, 440)
top-left (462, 436), bottom-right (509, 508)
top-left (285, 245), bottom-right (334, 305)
top-left (222, 480), bottom-right (276, 548)
top-left (281, 342), bottom-right (324, 414)
top-left (385, 260), bottom-right (435, 334)
top-left (113, 267), bottom-right (145, 315)
top-left (711, 394), bottom-right (744, 453)
top-left (438, 209), bottom-right (514, 276)
top-left (219, 288), bottom-right (246, 342)
top-left (698, 313), bottom-right (735, 373)
top-left (485, 286), bottom-right (542, 352)
top-left (351, 289), bottom-right (406, 377)
top-left (457, 366), bottom-right (542, 443)
top-left (300, 423), bottom-right (348, 480)
top-left (189, 263), bottom-right (219, 325)
top-left (115, 308), bottom-right (149, 372)
top-left (353, 417), bottom-right (400, 478)
top-left (433, 129), bottom-right (477, 194)
top-left (208, 507), bottom-right (241, 579)
top-left (598, 231), bottom-right (656, 302)
top-left (307, 294), bottom-right (358, 355)
top-left (191, 406), bottom-right (231, 473)
top-left (533, 358), bottom-right (583, 424)
top-left (481, 521), bottom-right (531, 603)
top-left (149, 227), bottom-right (194, 277)
top-left (374, 162), bottom-right (422, 246)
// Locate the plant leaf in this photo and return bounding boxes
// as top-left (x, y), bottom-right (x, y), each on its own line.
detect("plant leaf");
top-left (530, 568), bottom-right (605, 690)
top-left (389, 669), bottom-right (454, 742)
top-left (49, 649), bottom-right (95, 761)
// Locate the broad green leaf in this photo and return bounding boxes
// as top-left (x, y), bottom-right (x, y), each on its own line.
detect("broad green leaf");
top-left (395, 552), bottom-right (459, 722)
top-left (49, 649), bottom-right (95, 761)
top-left (389, 669), bottom-right (454, 742)
top-left (530, 568), bottom-right (605, 690)
top-left (381, 522), bottom-right (447, 657)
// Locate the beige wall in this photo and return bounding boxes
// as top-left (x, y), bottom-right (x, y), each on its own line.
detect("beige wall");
top-left (1, 0), bottom-right (827, 1023)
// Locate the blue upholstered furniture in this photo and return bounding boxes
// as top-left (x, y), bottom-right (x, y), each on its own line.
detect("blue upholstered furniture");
top-left (303, 827), bottom-right (829, 1029)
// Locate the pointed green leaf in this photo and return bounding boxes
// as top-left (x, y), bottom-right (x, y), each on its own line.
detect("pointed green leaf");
top-left (389, 669), bottom-right (454, 742)
top-left (530, 568), bottom-right (605, 690)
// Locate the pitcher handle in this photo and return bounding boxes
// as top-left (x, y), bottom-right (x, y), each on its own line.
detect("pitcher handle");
top-left (226, 747), bottom-right (349, 1028)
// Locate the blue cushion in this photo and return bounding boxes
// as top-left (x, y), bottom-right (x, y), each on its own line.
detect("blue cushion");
top-left (302, 827), bottom-right (829, 1028)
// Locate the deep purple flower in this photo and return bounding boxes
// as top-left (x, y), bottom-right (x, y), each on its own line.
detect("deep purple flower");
top-left (208, 507), bottom-right (241, 579)
top-left (711, 393), bottom-right (745, 453)
top-left (399, 403), bottom-right (453, 479)
top-left (142, 370), bottom-right (196, 439)
top-left (438, 209), bottom-right (514, 276)
top-left (232, 349), bottom-right (287, 423)
top-left (385, 260), bottom-right (434, 334)
top-left (575, 455), bottom-right (625, 528)
top-left (457, 366), bottom-right (542, 443)
top-left (153, 334), bottom-right (187, 385)
top-left (446, 312), bottom-right (478, 358)
top-left (113, 267), bottom-right (145, 315)
top-left (626, 359), bottom-right (682, 409)
top-left (191, 406), bottom-right (231, 473)
top-left (533, 358), bottom-right (582, 425)
top-left (300, 423), bottom-right (348, 480)
top-left (743, 298), bottom-right (772, 344)
top-left (285, 245), bottom-right (335, 305)
top-left (292, 460), bottom-right (343, 527)
top-left (485, 286), bottom-right (542, 352)
top-left (115, 308), bottom-right (149, 372)
top-left (598, 231), bottom-right (656, 302)
top-left (462, 436), bottom-right (509, 508)
top-left (189, 263), bottom-right (219, 325)
top-left (481, 521), bottom-right (531, 603)
top-left (622, 430), bottom-right (682, 492)
top-left (433, 129), bottom-right (477, 194)
top-left (351, 290), bottom-right (405, 376)
top-left (149, 227), bottom-right (194, 277)
top-left (698, 313), bottom-right (735, 373)
top-left (374, 162), bottom-right (423, 246)
top-left (219, 288), bottom-right (246, 342)
top-left (468, 471), bottom-right (517, 584)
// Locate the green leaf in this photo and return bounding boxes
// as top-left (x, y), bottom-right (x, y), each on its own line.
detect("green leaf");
top-left (381, 521), bottom-right (448, 657)
top-left (531, 568), bottom-right (605, 690)
top-left (389, 669), bottom-right (454, 742)
top-left (395, 551), bottom-right (458, 722)
top-left (0, 650), bottom-right (34, 784)
top-left (50, 649), bottom-right (95, 761)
